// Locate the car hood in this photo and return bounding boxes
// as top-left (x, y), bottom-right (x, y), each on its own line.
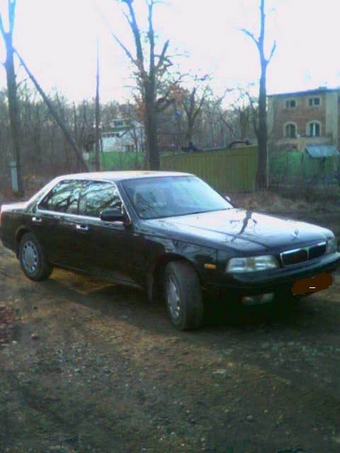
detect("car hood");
top-left (143, 209), bottom-right (332, 253)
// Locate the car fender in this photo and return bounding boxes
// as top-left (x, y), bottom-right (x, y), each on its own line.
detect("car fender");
top-left (147, 240), bottom-right (218, 302)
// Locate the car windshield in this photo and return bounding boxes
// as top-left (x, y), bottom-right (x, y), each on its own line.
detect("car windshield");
top-left (122, 175), bottom-right (233, 219)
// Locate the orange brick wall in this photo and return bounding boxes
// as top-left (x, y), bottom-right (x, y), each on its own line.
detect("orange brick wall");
top-left (270, 92), bottom-right (327, 138)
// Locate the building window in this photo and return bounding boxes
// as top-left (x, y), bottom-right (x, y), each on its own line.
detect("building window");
top-left (308, 97), bottom-right (321, 107)
top-left (307, 121), bottom-right (321, 137)
top-left (284, 123), bottom-right (297, 138)
top-left (285, 99), bottom-right (297, 109)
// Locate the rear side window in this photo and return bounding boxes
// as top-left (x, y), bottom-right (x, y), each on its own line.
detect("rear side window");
top-left (78, 181), bottom-right (122, 218)
top-left (38, 180), bottom-right (85, 213)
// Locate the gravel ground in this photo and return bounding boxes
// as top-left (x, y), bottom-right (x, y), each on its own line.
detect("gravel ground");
top-left (0, 191), bottom-right (340, 453)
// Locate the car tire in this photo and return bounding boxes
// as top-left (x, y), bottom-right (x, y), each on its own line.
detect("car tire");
top-left (19, 233), bottom-right (53, 281)
top-left (164, 260), bottom-right (204, 331)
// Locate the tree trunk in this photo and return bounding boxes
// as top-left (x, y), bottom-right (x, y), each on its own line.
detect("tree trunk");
top-left (256, 67), bottom-right (268, 190)
top-left (145, 106), bottom-right (160, 169)
top-left (3, 25), bottom-right (24, 195)
top-left (185, 120), bottom-right (195, 145)
top-left (144, 84), bottom-right (160, 170)
top-left (242, 0), bottom-right (275, 191)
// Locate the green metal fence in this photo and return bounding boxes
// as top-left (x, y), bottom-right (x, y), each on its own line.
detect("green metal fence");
top-left (269, 151), bottom-right (340, 188)
top-left (160, 146), bottom-right (258, 193)
top-left (90, 148), bottom-right (339, 192)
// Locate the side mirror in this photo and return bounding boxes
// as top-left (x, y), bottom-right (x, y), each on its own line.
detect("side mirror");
top-left (100, 207), bottom-right (127, 223)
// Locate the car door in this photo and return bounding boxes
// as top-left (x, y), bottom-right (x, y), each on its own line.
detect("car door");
top-left (33, 179), bottom-right (87, 268)
top-left (75, 180), bottom-right (138, 284)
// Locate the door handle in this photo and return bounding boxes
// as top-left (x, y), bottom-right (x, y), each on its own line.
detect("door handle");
top-left (32, 216), bottom-right (42, 223)
top-left (76, 224), bottom-right (89, 232)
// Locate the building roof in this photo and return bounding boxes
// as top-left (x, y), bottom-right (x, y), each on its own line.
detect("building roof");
top-left (305, 145), bottom-right (340, 158)
top-left (268, 86), bottom-right (340, 98)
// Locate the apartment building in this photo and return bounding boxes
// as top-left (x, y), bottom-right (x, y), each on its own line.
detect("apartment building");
top-left (267, 87), bottom-right (340, 152)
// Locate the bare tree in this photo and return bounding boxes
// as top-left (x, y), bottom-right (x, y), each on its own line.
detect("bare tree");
top-left (230, 88), bottom-right (258, 140)
top-left (210, 88), bottom-right (255, 147)
top-left (121, 103), bottom-right (145, 153)
top-left (108, 0), bottom-right (175, 169)
top-left (181, 77), bottom-right (210, 147)
top-left (15, 50), bottom-right (89, 171)
top-left (242, 0), bottom-right (276, 190)
top-left (0, 0), bottom-right (24, 194)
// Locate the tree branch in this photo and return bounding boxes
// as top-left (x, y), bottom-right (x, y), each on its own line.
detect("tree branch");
top-left (147, 0), bottom-right (155, 75)
top-left (267, 40), bottom-right (277, 64)
top-left (156, 39), bottom-right (170, 71)
top-left (8, 0), bottom-right (17, 33)
top-left (122, 0), bottom-right (145, 73)
top-left (97, 7), bottom-right (137, 66)
top-left (193, 86), bottom-right (209, 119)
top-left (219, 112), bottom-right (236, 137)
top-left (112, 32), bottom-right (137, 66)
top-left (15, 49), bottom-right (89, 171)
top-left (0, 14), bottom-right (5, 38)
top-left (241, 28), bottom-right (260, 50)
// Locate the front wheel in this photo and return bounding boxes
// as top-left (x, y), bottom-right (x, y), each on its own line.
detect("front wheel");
top-left (19, 233), bottom-right (53, 281)
top-left (164, 261), bottom-right (204, 331)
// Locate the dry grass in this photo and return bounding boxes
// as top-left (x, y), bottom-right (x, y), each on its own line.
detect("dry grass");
top-left (230, 190), bottom-right (340, 214)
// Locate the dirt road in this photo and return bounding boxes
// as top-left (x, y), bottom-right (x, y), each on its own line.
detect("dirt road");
top-left (0, 211), bottom-right (340, 453)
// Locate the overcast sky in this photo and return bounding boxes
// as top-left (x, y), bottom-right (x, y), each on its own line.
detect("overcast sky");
top-left (0, 0), bottom-right (339, 104)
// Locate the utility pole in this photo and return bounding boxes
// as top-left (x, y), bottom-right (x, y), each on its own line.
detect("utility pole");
top-left (94, 37), bottom-right (101, 171)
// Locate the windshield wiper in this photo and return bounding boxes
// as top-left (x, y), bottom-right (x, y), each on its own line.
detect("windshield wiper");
top-left (188, 208), bottom-right (233, 215)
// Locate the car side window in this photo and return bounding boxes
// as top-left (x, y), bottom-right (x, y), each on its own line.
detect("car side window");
top-left (38, 180), bottom-right (85, 214)
top-left (78, 182), bottom-right (122, 218)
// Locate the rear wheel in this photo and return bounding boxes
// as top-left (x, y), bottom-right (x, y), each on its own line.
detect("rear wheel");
top-left (19, 233), bottom-right (53, 281)
top-left (164, 261), bottom-right (203, 331)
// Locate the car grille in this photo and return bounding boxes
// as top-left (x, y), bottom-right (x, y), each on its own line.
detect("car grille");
top-left (280, 242), bottom-right (326, 266)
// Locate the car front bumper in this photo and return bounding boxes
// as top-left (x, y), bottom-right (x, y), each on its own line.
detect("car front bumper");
top-left (204, 252), bottom-right (340, 302)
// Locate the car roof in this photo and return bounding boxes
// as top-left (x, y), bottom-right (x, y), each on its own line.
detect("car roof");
top-left (26, 171), bottom-right (195, 206)
top-left (53, 170), bottom-right (193, 183)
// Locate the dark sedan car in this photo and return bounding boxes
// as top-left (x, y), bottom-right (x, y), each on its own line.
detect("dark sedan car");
top-left (1, 171), bottom-right (339, 330)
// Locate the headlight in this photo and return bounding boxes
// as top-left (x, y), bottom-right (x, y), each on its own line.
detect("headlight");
top-left (326, 237), bottom-right (338, 254)
top-left (226, 255), bottom-right (279, 273)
